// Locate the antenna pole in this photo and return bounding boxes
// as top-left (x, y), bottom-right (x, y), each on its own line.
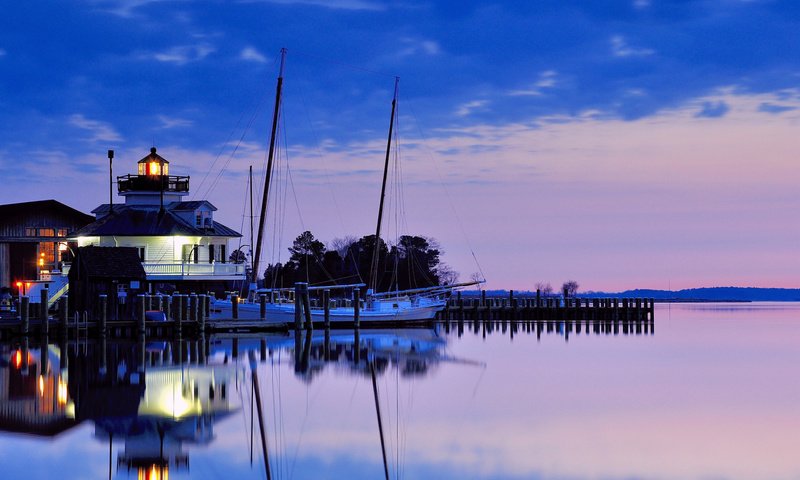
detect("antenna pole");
top-left (253, 48), bottom-right (286, 286)
top-left (159, 152), bottom-right (165, 214)
top-left (107, 150), bottom-right (114, 213)
top-left (369, 77), bottom-right (399, 294)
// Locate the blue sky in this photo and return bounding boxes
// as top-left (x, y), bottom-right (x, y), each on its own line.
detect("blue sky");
top-left (2, 0), bottom-right (800, 290)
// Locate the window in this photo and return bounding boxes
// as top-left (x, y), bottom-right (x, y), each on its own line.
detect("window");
top-left (137, 247), bottom-right (146, 262)
top-left (57, 228), bottom-right (68, 237)
top-left (39, 242), bottom-right (56, 264)
top-left (196, 212), bottom-right (202, 227)
top-left (39, 228), bottom-right (55, 237)
top-left (25, 227), bottom-right (36, 237)
top-left (220, 244), bottom-right (226, 263)
top-left (208, 244), bottom-right (215, 263)
top-left (182, 244), bottom-right (198, 263)
top-left (182, 244), bottom-right (193, 263)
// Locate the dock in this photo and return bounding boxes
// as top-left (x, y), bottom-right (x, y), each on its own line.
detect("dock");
top-left (0, 289), bottom-right (654, 340)
top-left (439, 291), bottom-right (655, 322)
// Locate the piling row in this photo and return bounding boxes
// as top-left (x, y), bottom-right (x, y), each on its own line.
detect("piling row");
top-left (440, 292), bottom-right (655, 322)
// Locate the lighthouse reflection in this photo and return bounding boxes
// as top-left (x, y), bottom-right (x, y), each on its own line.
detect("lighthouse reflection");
top-left (0, 317), bottom-right (651, 478)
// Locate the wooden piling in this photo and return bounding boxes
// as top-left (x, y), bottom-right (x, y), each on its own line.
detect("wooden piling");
top-left (231, 294), bottom-right (239, 320)
top-left (353, 287), bottom-right (361, 328)
top-left (300, 283), bottom-right (313, 330)
top-left (59, 295), bottom-right (68, 335)
top-left (323, 289), bottom-right (331, 329)
top-left (20, 296), bottom-right (29, 335)
top-left (163, 294), bottom-right (171, 320)
top-left (40, 288), bottom-right (49, 335)
top-left (198, 294), bottom-right (206, 333)
top-left (99, 294), bottom-right (108, 337)
top-left (259, 294), bottom-right (267, 320)
top-left (190, 294), bottom-right (198, 322)
top-left (293, 283), bottom-right (302, 330)
top-left (137, 294), bottom-right (146, 334)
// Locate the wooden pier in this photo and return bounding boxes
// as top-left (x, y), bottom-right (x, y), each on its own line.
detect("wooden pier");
top-left (0, 289), bottom-right (654, 340)
top-left (439, 291), bottom-right (655, 322)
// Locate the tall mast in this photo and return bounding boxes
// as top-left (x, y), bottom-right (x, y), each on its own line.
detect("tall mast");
top-left (252, 48), bottom-right (286, 286)
top-left (370, 361), bottom-right (390, 480)
top-left (249, 165), bottom-right (254, 275)
top-left (368, 77), bottom-right (399, 294)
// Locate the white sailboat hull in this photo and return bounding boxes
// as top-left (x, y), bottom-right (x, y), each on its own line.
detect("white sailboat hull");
top-left (210, 298), bottom-right (445, 323)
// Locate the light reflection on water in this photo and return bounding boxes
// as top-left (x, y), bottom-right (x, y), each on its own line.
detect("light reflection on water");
top-left (1, 303), bottom-right (798, 479)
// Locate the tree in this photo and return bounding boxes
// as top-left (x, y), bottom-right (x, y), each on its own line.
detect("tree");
top-left (562, 280), bottom-right (579, 298)
top-left (229, 248), bottom-right (247, 264)
top-left (390, 235), bottom-right (441, 290)
top-left (535, 282), bottom-right (553, 296)
top-left (289, 230), bottom-right (326, 261)
top-left (329, 236), bottom-right (357, 258)
top-left (262, 230), bottom-right (456, 291)
top-left (436, 264), bottom-right (459, 285)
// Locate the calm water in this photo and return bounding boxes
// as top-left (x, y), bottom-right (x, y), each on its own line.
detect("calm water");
top-left (1, 303), bottom-right (799, 480)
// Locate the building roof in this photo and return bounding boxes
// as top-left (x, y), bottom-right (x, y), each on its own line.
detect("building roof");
top-left (91, 200), bottom-right (217, 215)
top-left (71, 246), bottom-right (146, 279)
top-left (168, 200), bottom-right (217, 211)
top-left (71, 207), bottom-right (241, 238)
top-left (0, 199), bottom-right (94, 225)
top-left (138, 146), bottom-right (169, 164)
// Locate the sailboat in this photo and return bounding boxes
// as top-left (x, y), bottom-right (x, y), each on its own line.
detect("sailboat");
top-left (212, 49), bottom-right (483, 323)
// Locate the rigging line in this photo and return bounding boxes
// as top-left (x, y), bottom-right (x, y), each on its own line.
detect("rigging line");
top-left (238, 372), bottom-right (252, 457)
top-left (238, 170), bottom-right (251, 252)
top-left (294, 64), bottom-right (350, 238)
top-left (199, 92), bottom-right (269, 201)
top-left (377, 365), bottom-right (395, 477)
top-left (202, 113), bottom-right (261, 200)
top-left (270, 156), bottom-right (290, 291)
top-left (275, 350), bottom-right (288, 480)
top-left (281, 139), bottom-right (338, 286)
top-left (191, 109), bottom-right (247, 202)
top-left (266, 137), bottom-right (283, 288)
top-left (193, 54), bottom-right (280, 201)
top-left (394, 120), bottom-right (437, 290)
top-left (269, 353), bottom-right (281, 479)
top-left (404, 100), bottom-right (488, 282)
top-left (287, 377), bottom-right (312, 480)
top-left (395, 343), bottom-right (400, 480)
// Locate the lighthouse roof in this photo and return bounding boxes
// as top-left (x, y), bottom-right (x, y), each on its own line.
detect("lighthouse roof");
top-left (137, 147), bottom-right (169, 165)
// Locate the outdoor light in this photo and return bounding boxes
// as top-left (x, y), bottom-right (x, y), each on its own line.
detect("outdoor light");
top-left (57, 379), bottom-right (68, 405)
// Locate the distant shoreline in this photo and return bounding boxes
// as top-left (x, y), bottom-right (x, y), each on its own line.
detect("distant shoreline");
top-left (460, 287), bottom-right (800, 302)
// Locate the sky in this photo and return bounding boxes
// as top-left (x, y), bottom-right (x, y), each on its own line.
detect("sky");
top-left (1, 0), bottom-right (799, 291)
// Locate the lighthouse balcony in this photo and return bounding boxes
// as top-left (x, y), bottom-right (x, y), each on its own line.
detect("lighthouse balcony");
top-left (117, 174), bottom-right (190, 194)
top-left (141, 262), bottom-right (246, 281)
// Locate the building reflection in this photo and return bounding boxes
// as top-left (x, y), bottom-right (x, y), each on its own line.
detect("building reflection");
top-left (0, 317), bottom-right (653, 477)
top-left (0, 339), bottom-right (237, 479)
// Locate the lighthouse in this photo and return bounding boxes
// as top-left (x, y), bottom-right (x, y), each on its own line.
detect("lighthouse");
top-left (69, 148), bottom-right (245, 294)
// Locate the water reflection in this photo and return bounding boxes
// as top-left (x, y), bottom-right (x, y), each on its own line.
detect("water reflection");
top-left (0, 317), bottom-right (654, 479)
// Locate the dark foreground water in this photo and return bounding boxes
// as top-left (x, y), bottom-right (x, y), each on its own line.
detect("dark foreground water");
top-left (1, 303), bottom-right (798, 480)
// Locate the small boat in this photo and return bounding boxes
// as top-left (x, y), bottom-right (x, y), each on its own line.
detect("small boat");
top-left (211, 283), bottom-right (450, 323)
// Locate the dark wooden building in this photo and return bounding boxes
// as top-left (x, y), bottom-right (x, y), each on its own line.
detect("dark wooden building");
top-left (0, 200), bottom-right (94, 290)
top-left (68, 246), bottom-right (146, 320)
